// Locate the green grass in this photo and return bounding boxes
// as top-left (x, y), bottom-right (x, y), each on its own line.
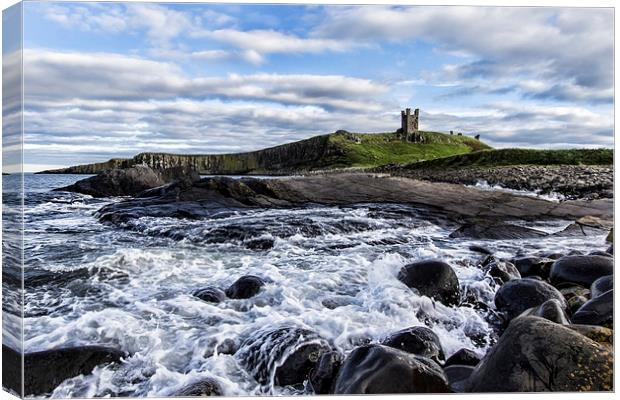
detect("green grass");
top-left (401, 148), bottom-right (613, 170)
top-left (325, 131), bottom-right (491, 168)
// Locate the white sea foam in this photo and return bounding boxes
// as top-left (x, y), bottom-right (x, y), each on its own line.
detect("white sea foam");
top-left (469, 180), bottom-right (566, 202)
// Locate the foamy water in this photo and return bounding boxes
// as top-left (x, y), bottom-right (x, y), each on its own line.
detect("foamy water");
top-left (469, 180), bottom-right (566, 202)
top-left (4, 174), bottom-right (608, 397)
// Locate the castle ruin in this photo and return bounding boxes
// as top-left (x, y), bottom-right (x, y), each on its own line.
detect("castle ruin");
top-left (400, 108), bottom-right (420, 142)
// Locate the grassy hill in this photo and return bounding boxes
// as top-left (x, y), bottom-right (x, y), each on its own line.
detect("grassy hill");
top-left (326, 131), bottom-right (490, 168)
top-left (40, 131), bottom-right (490, 174)
top-left (398, 148), bottom-right (613, 170)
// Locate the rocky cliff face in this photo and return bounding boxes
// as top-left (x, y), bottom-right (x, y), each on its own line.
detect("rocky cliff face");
top-left (40, 135), bottom-right (340, 175)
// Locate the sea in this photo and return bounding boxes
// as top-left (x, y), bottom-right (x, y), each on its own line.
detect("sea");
top-left (1, 173), bottom-right (609, 397)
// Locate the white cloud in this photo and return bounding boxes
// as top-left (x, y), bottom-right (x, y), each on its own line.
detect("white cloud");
top-left (23, 49), bottom-right (388, 111)
top-left (39, 3), bottom-right (358, 64)
top-left (314, 6), bottom-right (613, 103)
top-left (197, 28), bottom-right (356, 56)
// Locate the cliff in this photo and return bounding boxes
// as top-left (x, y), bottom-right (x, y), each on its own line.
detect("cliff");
top-left (38, 131), bottom-right (490, 175)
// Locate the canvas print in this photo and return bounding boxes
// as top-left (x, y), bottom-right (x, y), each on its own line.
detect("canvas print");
top-left (1, 1), bottom-right (614, 397)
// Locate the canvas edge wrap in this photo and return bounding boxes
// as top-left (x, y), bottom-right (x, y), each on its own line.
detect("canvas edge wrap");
top-left (2, 1), bottom-right (24, 398)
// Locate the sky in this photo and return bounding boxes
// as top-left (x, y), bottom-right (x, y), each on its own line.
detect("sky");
top-left (9, 2), bottom-right (615, 171)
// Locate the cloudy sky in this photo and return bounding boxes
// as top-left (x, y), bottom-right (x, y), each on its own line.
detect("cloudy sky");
top-left (15, 2), bottom-right (615, 171)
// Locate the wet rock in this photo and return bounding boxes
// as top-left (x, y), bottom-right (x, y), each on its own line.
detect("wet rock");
top-left (444, 365), bottom-right (475, 393)
top-left (466, 316), bottom-right (613, 392)
top-left (332, 344), bottom-right (449, 394)
top-left (244, 237), bottom-right (275, 250)
top-left (494, 278), bottom-right (567, 321)
top-left (519, 298), bottom-right (570, 324)
top-left (381, 326), bottom-right (445, 363)
top-left (321, 296), bottom-right (356, 310)
top-left (55, 165), bottom-right (199, 198)
top-left (572, 289), bottom-right (613, 328)
top-left (215, 338), bottom-right (239, 355)
top-left (3, 344), bottom-right (125, 396)
top-left (606, 245), bottom-right (613, 254)
top-left (95, 173), bottom-right (613, 227)
top-left (487, 260), bottom-right (521, 284)
top-left (590, 275), bottom-right (613, 298)
top-left (236, 326), bottom-right (331, 387)
top-left (568, 295), bottom-right (589, 314)
top-left (560, 285), bottom-right (591, 314)
top-left (469, 245), bottom-right (493, 255)
top-left (175, 378), bottom-right (222, 396)
top-left (550, 255), bottom-right (613, 287)
top-left (398, 260), bottom-right (460, 306)
top-left (557, 217), bottom-right (614, 242)
top-left (443, 348), bottom-right (482, 368)
top-left (225, 276), bottom-right (265, 299)
top-left (309, 351), bottom-right (343, 394)
top-left (450, 221), bottom-right (547, 240)
top-left (511, 256), bottom-right (553, 279)
top-left (193, 287), bottom-right (226, 303)
top-left (589, 250), bottom-right (613, 258)
top-left (544, 252), bottom-right (565, 260)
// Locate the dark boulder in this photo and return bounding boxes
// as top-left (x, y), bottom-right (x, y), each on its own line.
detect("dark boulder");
top-left (309, 351), bottom-right (343, 394)
top-left (443, 348), bottom-right (481, 368)
top-left (466, 316), bottom-right (613, 392)
top-left (550, 255), bottom-right (613, 288)
top-left (469, 245), bottom-right (493, 255)
top-left (3, 345), bottom-right (125, 396)
top-left (332, 344), bottom-right (449, 394)
top-left (158, 165), bottom-right (201, 188)
top-left (443, 365), bottom-right (475, 393)
top-left (225, 275), bottom-right (265, 299)
top-left (572, 289), bottom-right (613, 328)
top-left (589, 250), bottom-right (613, 258)
top-left (175, 378), bottom-right (222, 396)
top-left (519, 299), bottom-right (570, 324)
top-left (590, 275), bottom-right (613, 298)
top-left (55, 165), bottom-right (200, 198)
top-left (236, 326), bottom-right (331, 387)
top-left (494, 278), bottom-right (567, 321)
top-left (450, 221), bottom-right (547, 240)
top-left (487, 260), bottom-right (520, 284)
top-left (381, 326), bottom-right (445, 363)
top-left (511, 256), bottom-right (553, 279)
top-left (398, 260), bottom-right (460, 306)
top-left (193, 287), bottom-right (226, 303)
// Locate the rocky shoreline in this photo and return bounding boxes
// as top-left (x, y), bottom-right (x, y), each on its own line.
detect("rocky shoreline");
top-left (10, 166), bottom-right (613, 396)
top-left (374, 165), bottom-right (613, 200)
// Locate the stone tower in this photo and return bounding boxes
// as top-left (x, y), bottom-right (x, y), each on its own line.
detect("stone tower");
top-left (400, 108), bottom-right (419, 142)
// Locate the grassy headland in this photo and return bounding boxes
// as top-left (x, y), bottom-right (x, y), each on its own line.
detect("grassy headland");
top-left (39, 131), bottom-right (489, 174)
top-left (396, 148), bottom-right (613, 170)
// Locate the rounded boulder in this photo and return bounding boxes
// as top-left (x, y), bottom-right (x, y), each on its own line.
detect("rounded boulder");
top-left (225, 275), bottom-right (265, 299)
top-left (236, 326), bottom-right (331, 387)
top-left (550, 255), bottom-right (613, 288)
top-left (494, 278), bottom-right (567, 321)
top-left (332, 344), bottom-right (449, 394)
top-left (466, 316), bottom-right (613, 392)
top-left (193, 287), bottom-right (226, 303)
top-left (572, 289), bottom-right (613, 328)
top-left (398, 260), bottom-right (460, 306)
top-left (381, 326), bottom-right (445, 363)
top-left (590, 275), bottom-right (613, 299)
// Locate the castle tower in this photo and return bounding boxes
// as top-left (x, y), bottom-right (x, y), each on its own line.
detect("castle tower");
top-left (400, 108), bottom-right (419, 142)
